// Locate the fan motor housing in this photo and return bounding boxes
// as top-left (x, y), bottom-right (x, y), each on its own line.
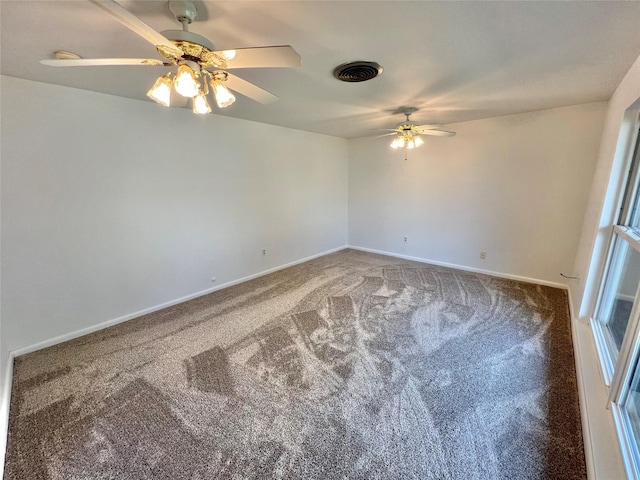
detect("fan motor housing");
top-left (161, 30), bottom-right (215, 51)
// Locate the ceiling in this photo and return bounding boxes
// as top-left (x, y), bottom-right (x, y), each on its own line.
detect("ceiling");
top-left (2, 1), bottom-right (640, 139)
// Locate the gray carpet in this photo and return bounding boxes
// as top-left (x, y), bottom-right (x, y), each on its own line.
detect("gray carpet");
top-left (4, 249), bottom-right (585, 479)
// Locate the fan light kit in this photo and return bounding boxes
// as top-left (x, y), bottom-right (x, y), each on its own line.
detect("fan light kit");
top-left (390, 130), bottom-right (424, 150)
top-left (383, 108), bottom-right (456, 151)
top-left (146, 61), bottom-right (236, 113)
top-left (41, 0), bottom-right (302, 115)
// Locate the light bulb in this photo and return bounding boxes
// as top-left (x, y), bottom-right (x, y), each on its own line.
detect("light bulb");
top-left (414, 135), bottom-right (424, 147)
top-left (174, 64), bottom-right (200, 98)
top-left (222, 50), bottom-right (236, 61)
top-left (390, 136), bottom-right (404, 149)
top-left (146, 75), bottom-right (172, 107)
top-left (211, 79), bottom-right (236, 108)
top-left (193, 92), bottom-right (211, 114)
top-left (406, 138), bottom-right (415, 149)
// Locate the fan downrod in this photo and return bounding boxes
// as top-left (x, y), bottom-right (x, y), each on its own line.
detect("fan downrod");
top-left (169, 1), bottom-right (198, 26)
top-left (161, 0), bottom-right (216, 54)
top-left (402, 107), bottom-right (418, 122)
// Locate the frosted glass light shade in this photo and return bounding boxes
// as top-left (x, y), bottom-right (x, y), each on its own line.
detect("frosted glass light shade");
top-left (390, 136), bottom-right (404, 149)
top-left (146, 75), bottom-right (172, 107)
top-left (174, 64), bottom-right (200, 98)
top-left (193, 92), bottom-right (212, 114)
top-left (211, 80), bottom-right (236, 108)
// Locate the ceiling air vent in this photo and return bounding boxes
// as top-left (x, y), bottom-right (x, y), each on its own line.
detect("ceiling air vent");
top-left (333, 61), bottom-right (383, 82)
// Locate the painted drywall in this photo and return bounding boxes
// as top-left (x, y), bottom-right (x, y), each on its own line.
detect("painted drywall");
top-left (569, 52), bottom-right (640, 480)
top-left (573, 53), bottom-right (640, 319)
top-left (0, 72), bottom-right (8, 473)
top-left (0, 339), bottom-right (8, 480)
top-left (0, 267), bottom-right (6, 477)
top-left (348, 102), bottom-right (606, 285)
top-left (0, 76), bottom-right (348, 354)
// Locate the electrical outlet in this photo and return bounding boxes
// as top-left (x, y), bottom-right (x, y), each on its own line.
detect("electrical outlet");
top-left (480, 251), bottom-right (486, 260)
top-left (262, 249), bottom-right (266, 256)
top-left (403, 236), bottom-right (408, 243)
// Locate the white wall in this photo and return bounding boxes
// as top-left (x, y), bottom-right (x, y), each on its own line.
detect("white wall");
top-left (570, 51), bottom-right (640, 478)
top-left (0, 223), bottom-right (5, 477)
top-left (0, 74), bottom-right (8, 473)
top-left (573, 54), bottom-right (640, 319)
top-left (0, 339), bottom-right (6, 480)
top-left (348, 102), bottom-right (606, 285)
top-left (0, 76), bottom-right (348, 355)
top-left (0, 335), bottom-right (8, 479)
top-left (569, 53), bottom-right (640, 480)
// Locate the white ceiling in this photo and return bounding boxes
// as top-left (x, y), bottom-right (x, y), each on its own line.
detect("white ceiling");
top-left (2, 1), bottom-right (640, 139)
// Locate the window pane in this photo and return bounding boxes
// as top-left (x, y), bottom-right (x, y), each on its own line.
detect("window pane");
top-left (630, 192), bottom-right (640, 235)
top-left (620, 355), bottom-right (640, 474)
top-left (625, 133), bottom-right (640, 232)
top-left (596, 236), bottom-right (640, 356)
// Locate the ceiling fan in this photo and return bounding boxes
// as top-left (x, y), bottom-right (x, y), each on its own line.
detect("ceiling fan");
top-left (381, 108), bottom-right (456, 150)
top-left (40, 0), bottom-right (301, 114)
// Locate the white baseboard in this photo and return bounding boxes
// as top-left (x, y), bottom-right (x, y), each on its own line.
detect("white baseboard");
top-left (0, 351), bottom-right (14, 480)
top-left (347, 245), bottom-right (569, 290)
top-left (11, 245), bottom-right (348, 358)
top-left (567, 288), bottom-right (597, 480)
top-left (569, 306), bottom-right (627, 478)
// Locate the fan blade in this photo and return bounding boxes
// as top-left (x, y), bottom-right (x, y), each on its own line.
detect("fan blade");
top-left (40, 58), bottom-right (164, 67)
top-left (369, 129), bottom-right (402, 135)
top-left (418, 129), bottom-right (456, 137)
top-left (90, 0), bottom-right (182, 58)
top-left (218, 46), bottom-right (301, 69)
top-left (373, 133), bottom-right (399, 138)
top-left (360, 131), bottom-right (400, 139)
top-left (356, 133), bottom-right (398, 140)
top-left (416, 124), bottom-right (444, 130)
top-left (225, 73), bottom-right (278, 104)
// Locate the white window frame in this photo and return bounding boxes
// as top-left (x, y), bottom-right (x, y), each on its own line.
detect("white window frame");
top-left (593, 121), bottom-right (640, 386)
top-left (592, 112), bottom-right (640, 479)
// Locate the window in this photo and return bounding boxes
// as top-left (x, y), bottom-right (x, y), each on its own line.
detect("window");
top-left (596, 233), bottom-right (640, 361)
top-left (594, 127), bottom-right (640, 384)
top-left (617, 353), bottom-right (640, 477)
top-left (624, 139), bottom-right (640, 235)
top-left (592, 117), bottom-right (640, 479)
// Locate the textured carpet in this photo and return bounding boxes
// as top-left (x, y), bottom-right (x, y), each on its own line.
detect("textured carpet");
top-left (4, 249), bottom-right (585, 479)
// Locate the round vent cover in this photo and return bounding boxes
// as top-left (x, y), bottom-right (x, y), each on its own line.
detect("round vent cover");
top-left (333, 61), bottom-right (383, 82)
